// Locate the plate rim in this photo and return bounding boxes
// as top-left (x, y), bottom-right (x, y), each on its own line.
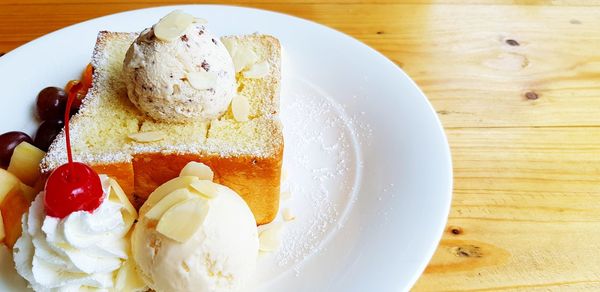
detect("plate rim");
top-left (0, 4), bottom-right (453, 291)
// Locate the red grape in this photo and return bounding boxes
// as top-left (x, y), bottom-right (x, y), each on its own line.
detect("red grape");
top-left (34, 120), bottom-right (64, 152)
top-left (36, 87), bottom-right (68, 121)
top-left (0, 131), bottom-right (33, 168)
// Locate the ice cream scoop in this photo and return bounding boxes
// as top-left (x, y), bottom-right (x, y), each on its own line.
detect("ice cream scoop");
top-left (123, 10), bottom-right (236, 123)
top-left (132, 162), bottom-right (259, 292)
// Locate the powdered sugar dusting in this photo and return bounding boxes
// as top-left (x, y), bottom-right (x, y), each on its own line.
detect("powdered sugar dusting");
top-left (251, 77), bottom-right (364, 287)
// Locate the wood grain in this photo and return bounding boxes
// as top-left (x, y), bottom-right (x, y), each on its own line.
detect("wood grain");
top-left (2, 1), bottom-right (600, 291)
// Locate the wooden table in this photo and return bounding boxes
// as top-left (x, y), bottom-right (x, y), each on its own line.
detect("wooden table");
top-left (2, 1), bottom-right (600, 290)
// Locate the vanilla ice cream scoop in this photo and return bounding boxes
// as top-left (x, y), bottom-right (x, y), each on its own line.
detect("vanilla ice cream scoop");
top-left (123, 11), bottom-right (236, 123)
top-left (132, 162), bottom-right (259, 292)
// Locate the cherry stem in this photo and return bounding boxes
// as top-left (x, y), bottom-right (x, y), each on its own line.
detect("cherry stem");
top-left (64, 81), bottom-right (83, 179)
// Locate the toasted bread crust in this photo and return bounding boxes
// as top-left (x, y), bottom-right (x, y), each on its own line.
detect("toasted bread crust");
top-left (42, 31), bottom-right (284, 225)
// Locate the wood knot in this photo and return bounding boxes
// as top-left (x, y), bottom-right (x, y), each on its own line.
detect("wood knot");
top-left (451, 245), bottom-right (482, 258)
top-left (449, 226), bottom-right (463, 235)
top-left (376, 31), bottom-right (384, 35)
top-left (525, 91), bottom-right (539, 100)
top-left (505, 39), bottom-right (519, 46)
top-left (570, 19), bottom-right (581, 25)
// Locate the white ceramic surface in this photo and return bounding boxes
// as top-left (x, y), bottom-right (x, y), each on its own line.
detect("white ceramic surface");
top-left (0, 5), bottom-right (452, 292)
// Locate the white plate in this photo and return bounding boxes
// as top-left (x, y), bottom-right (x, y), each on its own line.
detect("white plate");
top-left (0, 5), bottom-right (452, 292)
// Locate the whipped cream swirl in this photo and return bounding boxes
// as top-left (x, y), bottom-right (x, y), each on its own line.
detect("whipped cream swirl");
top-left (13, 175), bottom-right (134, 291)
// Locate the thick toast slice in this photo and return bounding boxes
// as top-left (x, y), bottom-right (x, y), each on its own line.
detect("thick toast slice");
top-left (41, 31), bottom-right (283, 224)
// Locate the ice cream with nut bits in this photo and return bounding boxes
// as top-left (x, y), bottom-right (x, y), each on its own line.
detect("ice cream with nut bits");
top-left (123, 10), bottom-right (236, 123)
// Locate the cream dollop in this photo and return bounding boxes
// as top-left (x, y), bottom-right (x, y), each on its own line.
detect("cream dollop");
top-left (132, 174), bottom-right (259, 292)
top-left (13, 175), bottom-right (138, 291)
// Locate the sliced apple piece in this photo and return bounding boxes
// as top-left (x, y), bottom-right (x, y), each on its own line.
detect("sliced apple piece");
top-left (0, 169), bottom-right (20, 204)
top-left (0, 210), bottom-right (5, 243)
top-left (7, 142), bottom-right (45, 186)
top-left (140, 176), bottom-right (199, 216)
top-left (190, 180), bottom-right (218, 199)
top-left (0, 187), bottom-right (30, 248)
top-left (145, 188), bottom-right (195, 220)
top-left (156, 198), bottom-right (209, 243)
top-left (179, 162), bottom-right (214, 181)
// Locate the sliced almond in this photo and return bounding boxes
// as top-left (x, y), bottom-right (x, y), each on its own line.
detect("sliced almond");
top-left (190, 180), bottom-right (218, 199)
top-left (259, 223), bottom-right (284, 252)
top-left (179, 161), bottom-right (214, 181)
top-left (187, 71), bottom-right (217, 90)
top-left (157, 198), bottom-right (209, 243)
top-left (232, 46), bottom-right (259, 73)
top-left (128, 131), bottom-right (165, 143)
top-left (193, 17), bottom-right (208, 24)
top-left (145, 188), bottom-right (195, 220)
top-left (0, 210), bottom-right (5, 242)
top-left (243, 61), bottom-right (270, 79)
top-left (282, 208), bottom-right (295, 222)
top-left (232, 94), bottom-right (250, 122)
top-left (154, 10), bottom-right (195, 41)
top-left (221, 38), bottom-right (236, 55)
top-left (141, 176), bottom-right (200, 216)
top-left (108, 179), bottom-right (137, 220)
top-left (115, 259), bottom-right (146, 292)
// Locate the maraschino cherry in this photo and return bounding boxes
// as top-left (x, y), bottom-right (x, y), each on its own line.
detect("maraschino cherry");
top-left (44, 82), bottom-right (103, 218)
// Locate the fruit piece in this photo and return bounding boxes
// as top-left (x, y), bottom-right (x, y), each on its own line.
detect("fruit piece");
top-left (282, 208), bottom-right (295, 222)
top-left (81, 64), bottom-right (94, 90)
top-left (190, 180), bottom-right (218, 199)
top-left (0, 169), bottom-right (20, 204)
top-left (44, 162), bottom-right (103, 218)
top-left (243, 61), bottom-right (270, 79)
top-left (0, 186), bottom-right (30, 248)
top-left (232, 94), bottom-right (250, 122)
top-left (65, 80), bottom-right (82, 115)
top-left (154, 10), bottom-right (195, 41)
top-left (44, 81), bottom-right (104, 219)
top-left (0, 132), bottom-right (33, 168)
top-left (36, 87), bottom-right (68, 121)
top-left (108, 178), bottom-right (137, 227)
top-left (20, 182), bottom-right (36, 203)
top-left (141, 176), bottom-right (199, 216)
top-left (144, 188), bottom-right (195, 220)
top-left (128, 131), bottom-right (165, 143)
top-left (156, 198), bottom-right (209, 243)
top-left (179, 162), bottom-right (214, 181)
top-left (187, 71), bottom-right (216, 90)
top-left (0, 210), bottom-right (5, 243)
top-left (258, 223), bottom-right (284, 252)
top-left (115, 259), bottom-right (146, 291)
top-left (34, 119), bottom-right (64, 151)
top-left (7, 142), bottom-right (45, 186)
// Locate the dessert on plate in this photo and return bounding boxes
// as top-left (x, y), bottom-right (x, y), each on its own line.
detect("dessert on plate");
top-left (0, 10), bottom-right (284, 292)
top-left (41, 10), bottom-right (283, 225)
